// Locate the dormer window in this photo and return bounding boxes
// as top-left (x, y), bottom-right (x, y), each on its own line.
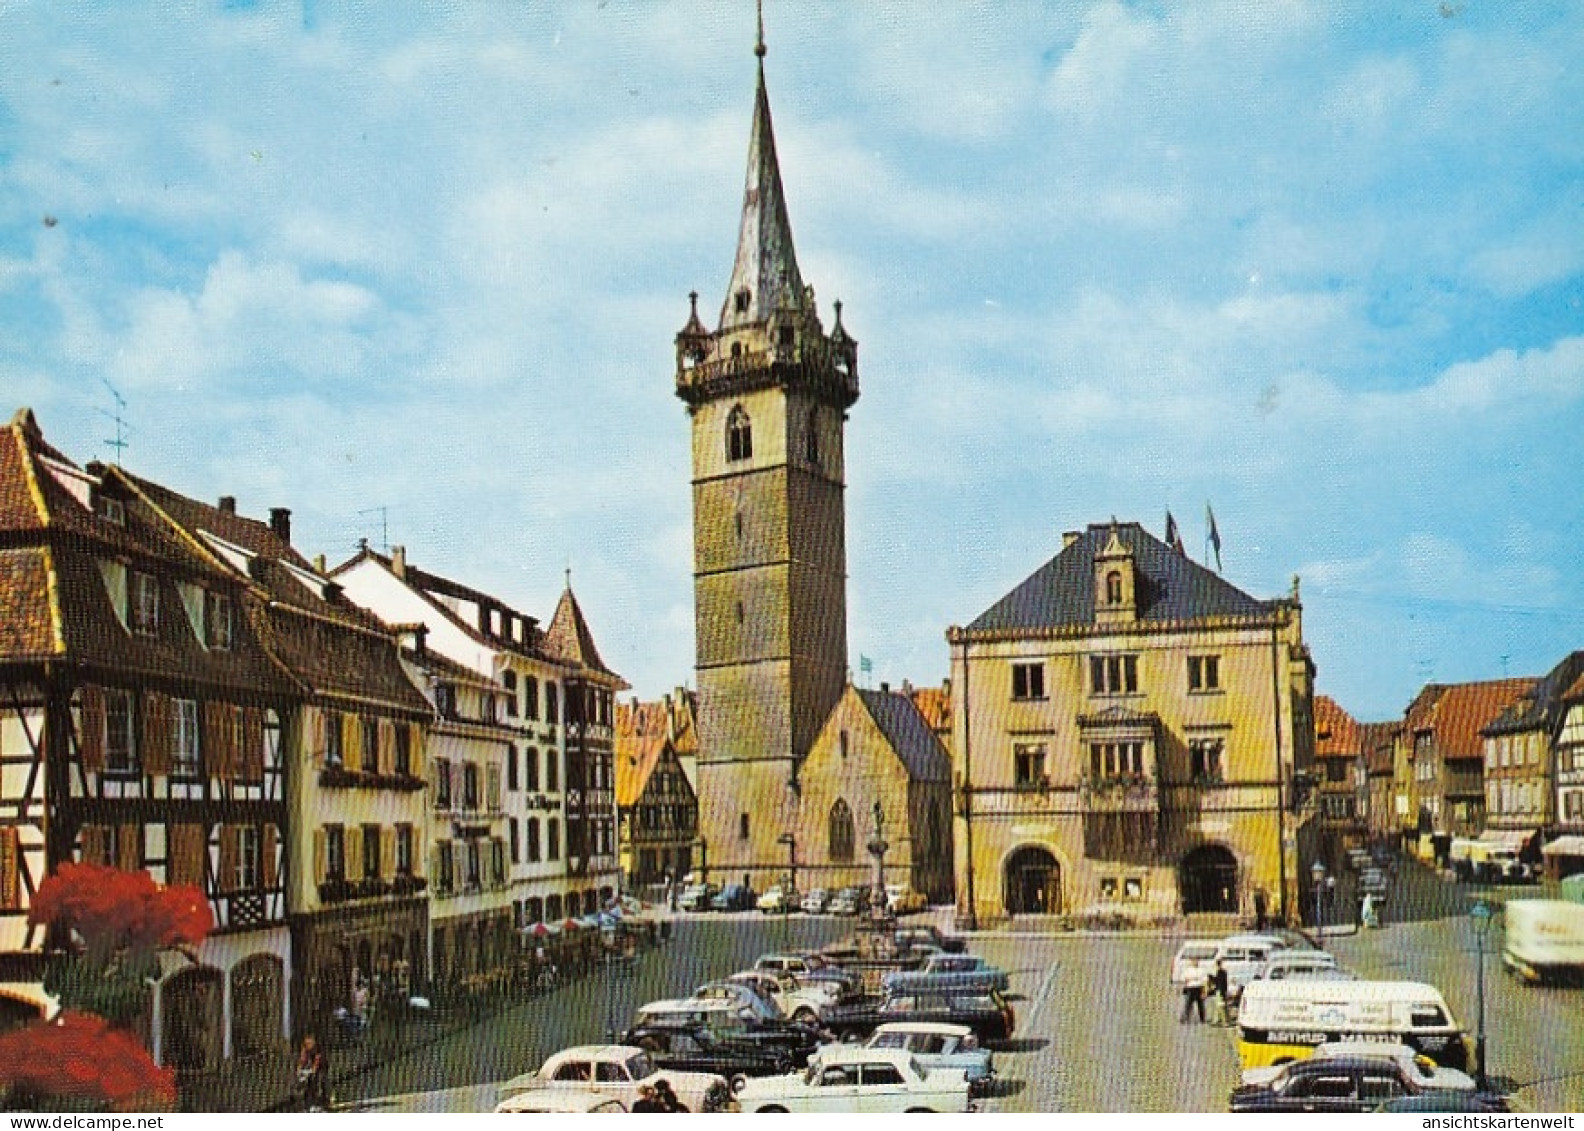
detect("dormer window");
top-left (727, 405), bottom-right (753, 462)
top-left (204, 591), bottom-right (234, 650)
top-left (130, 571), bottom-right (160, 637)
top-left (1106, 571), bottom-right (1123, 605)
top-left (95, 494), bottom-right (125, 526)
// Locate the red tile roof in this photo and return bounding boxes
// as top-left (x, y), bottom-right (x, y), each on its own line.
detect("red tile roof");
top-left (543, 586), bottom-right (621, 682)
top-left (906, 685), bottom-right (952, 732)
top-left (1315, 694), bottom-right (1361, 760)
top-left (1409, 678), bottom-right (1536, 760)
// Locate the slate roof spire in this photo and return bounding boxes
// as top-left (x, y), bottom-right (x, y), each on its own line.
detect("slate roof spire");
top-left (719, 8), bottom-right (808, 332)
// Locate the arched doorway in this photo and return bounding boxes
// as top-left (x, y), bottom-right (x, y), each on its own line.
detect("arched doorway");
top-left (163, 966), bottom-right (223, 1072)
top-left (1003, 846), bottom-right (1061, 915)
top-left (1180, 844), bottom-right (1240, 913)
top-left (230, 954), bottom-right (284, 1059)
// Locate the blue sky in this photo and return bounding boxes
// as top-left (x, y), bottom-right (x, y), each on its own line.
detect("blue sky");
top-left (2, 1), bottom-right (1581, 722)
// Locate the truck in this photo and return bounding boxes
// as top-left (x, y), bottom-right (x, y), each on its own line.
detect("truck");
top-left (1503, 899), bottom-right (1584, 985)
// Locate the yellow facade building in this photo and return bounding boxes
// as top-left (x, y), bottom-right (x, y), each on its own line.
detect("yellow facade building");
top-left (947, 521), bottom-right (1318, 927)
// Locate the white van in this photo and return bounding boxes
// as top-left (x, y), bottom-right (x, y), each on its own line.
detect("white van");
top-left (1236, 979), bottom-right (1470, 1072)
top-left (1503, 899), bottom-right (1584, 984)
top-left (1171, 934), bottom-right (1287, 993)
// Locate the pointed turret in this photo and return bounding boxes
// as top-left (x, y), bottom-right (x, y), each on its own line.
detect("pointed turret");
top-left (543, 581), bottom-right (617, 678)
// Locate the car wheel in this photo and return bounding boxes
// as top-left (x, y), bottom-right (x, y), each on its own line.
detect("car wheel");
top-left (759, 1106), bottom-right (789, 1114)
top-left (904, 1108), bottom-right (935, 1113)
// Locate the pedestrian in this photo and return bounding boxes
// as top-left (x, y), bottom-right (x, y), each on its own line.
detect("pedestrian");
top-left (1179, 971), bottom-right (1205, 1024)
top-left (1210, 961), bottom-right (1230, 1026)
top-left (1253, 888), bottom-right (1269, 933)
top-left (632, 1085), bottom-right (666, 1112)
top-left (296, 1032), bottom-right (330, 1111)
top-left (653, 1079), bottom-right (688, 1113)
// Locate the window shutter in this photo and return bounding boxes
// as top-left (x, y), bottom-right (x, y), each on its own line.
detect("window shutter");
top-left (344, 713), bottom-right (362, 773)
top-left (262, 823), bottom-right (278, 890)
top-left (170, 823), bottom-right (204, 888)
top-left (381, 827), bottom-right (395, 880)
top-left (116, 823), bottom-right (142, 872)
top-left (79, 686), bottom-right (106, 773)
top-left (409, 722), bottom-right (425, 780)
top-left (242, 707), bottom-right (264, 781)
top-left (378, 722), bottom-right (395, 776)
top-left (314, 828), bottom-right (327, 886)
top-left (312, 709), bottom-right (326, 765)
top-left (218, 825), bottom-right (239, 893)
top-left (0, 829), bottom-right (19, 910)
top-left (346, 827), bottom-right (364, 882)
top-left (225, 704), bottom-right (244, 780)
top-left (202, 701), bottom-right (225, 778)
top-left (140, 692), bottom-right (170, 777)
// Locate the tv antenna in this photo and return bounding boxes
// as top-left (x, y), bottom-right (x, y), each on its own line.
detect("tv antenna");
top-left (95, 378), bottom-right (132, 464)
top-left (357, 506), bottom-right (389, 553)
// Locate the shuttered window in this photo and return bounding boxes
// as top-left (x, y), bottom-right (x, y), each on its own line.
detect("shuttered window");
top-left (170, 823), bottom-right (206, 888)
top-left (79, 686), bottom-right (106, 773)
top-left (0, 829), bottom-right (21, 910)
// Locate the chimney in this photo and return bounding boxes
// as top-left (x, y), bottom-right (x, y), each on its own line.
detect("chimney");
top-left (313, 554), bottom-right (326, 574)
top-left (219, 496), bottom-right (237, 514)
top-left (269, 507), bottom-right (291, 544)
top-left (880, 681), bottom-right (890, 694)
top-left (1062, 530), bottom-right (1081, 549)
top-left (942, 677), bottom-right (951, 697)
top-left (391, 545), bottom-right (407, 579)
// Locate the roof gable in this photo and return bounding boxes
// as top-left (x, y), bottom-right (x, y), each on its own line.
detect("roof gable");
top-left (966, 521), bottom-right (1274, 634)
top-left (855, 688), bottom-right (951, 783)
top-left (543, 586), bottom-right (620, 681)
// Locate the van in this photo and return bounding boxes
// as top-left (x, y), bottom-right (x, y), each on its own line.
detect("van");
top-left (1503, 899), bottom-right (1584, 984)
top-left (1171, 934), bottom-right (1286, 992)
top-left (1236, 979), bottom-right (1470, 1072)
top-left (1250, 950), bottom-right (1348, 983)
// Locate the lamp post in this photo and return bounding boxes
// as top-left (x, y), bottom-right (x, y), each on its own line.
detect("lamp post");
top-left (1311, 861), bottom-right (1326, 948)
top-left (1471, 899), bottom-right (1492, 1089)
top-left (777, 833), bottom-right (797, 948)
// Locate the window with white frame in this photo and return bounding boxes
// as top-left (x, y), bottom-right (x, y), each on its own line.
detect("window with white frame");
top-left (130, 571), bottom-right (159, 637)
top-left (1090, 654), bottom-right (1139, 695)
top-left (235, 825), bottom-right (260, 891)
top-left (204, 591), bottom-right (233, 650)
top-left (172, 698), bottom-right (200, 777)
top-left (105, 689), bottom-right (137, 774)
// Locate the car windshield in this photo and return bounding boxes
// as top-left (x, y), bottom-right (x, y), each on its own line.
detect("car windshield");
top-left (626, 1053), bottom-right (654, 1079)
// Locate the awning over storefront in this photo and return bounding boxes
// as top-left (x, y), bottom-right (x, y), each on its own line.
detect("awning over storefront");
top-left (1541, 835), bottom-right (1584, 857)
top-left (1478, 829), bottom-right (1533, 851)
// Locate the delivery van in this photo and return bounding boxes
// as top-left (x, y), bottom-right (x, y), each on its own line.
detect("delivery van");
top-left (1236, 979), bottom-right (1470, 1072)
top-left (1503, 899), bottom-right (1584, 985)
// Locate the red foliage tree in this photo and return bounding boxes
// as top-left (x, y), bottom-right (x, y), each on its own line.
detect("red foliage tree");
top-left (0, 1012), bottom-right (177, 1112)
top-left (28, 862), bottom-right (211, 963)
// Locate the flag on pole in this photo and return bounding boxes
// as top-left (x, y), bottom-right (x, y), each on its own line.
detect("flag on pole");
top-left (1165, 510), bottom-right (1184, 554)
top-left (1205, 503), bottom-right (1222, 572)
top-left (859, 655), bottom-right (873, 685)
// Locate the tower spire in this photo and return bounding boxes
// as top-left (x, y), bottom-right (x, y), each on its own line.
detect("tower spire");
top-left (719, 1), bottom-right (806, 332)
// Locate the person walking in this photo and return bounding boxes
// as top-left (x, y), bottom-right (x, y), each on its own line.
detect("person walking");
top-left (1253, 888), bottom-right (1269, 933)
top-left (1210, 961), bottom-right (1231, 1026)
top-left (653, 1079), bottom-right (689, 1113)
top-left (296, 1033), bottom-right (331, 1111)
top-left (632, 1085), bottom-right (666, 1112)
top-left (1179, 971), bottom-right (1205, 1024)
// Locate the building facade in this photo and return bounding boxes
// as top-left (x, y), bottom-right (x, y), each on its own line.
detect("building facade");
top-left (947, 521), bottom-right (1318, 927)
top-left (615, 698), bottom-right (699, 891)
top-left (1483, 652), bottom-right (1584, 871)
top-left (0, 411), bottom-right (300, 1066)
top-left (674, 32), bottom-right (860, 884)
top-left (1315, 695), bottom-right (1367, 865)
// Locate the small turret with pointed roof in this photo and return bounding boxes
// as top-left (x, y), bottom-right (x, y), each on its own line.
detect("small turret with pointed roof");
top-left (543, 574), bottom-right (619, 680)
top-left (674, 8), bottom-right (857, 411)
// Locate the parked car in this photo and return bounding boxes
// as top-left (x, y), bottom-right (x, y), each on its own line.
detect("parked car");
top-left (631, 998), bottom-right (823, 1067)
top-left (827, 886), bottom-right (871, 916)
top-left (893, 925), bottom-right (967, 955)
top-left (711, 883), bottom-right (758, 912)
top-left (619, 1020), bottom-right (797, 1080)
top-left (823, 989), bottom-right (1015, 1044)
top-left (733, 1046), bottom-right (974, 1113)
top-left (755, 953), bottom-right (861, 1001)
top-left (728, 970), bottom-right (841, 1024)
top-left (801, 888), bottom-right (832, 914)
top-left (852, 1022), bottom-right (995, 1095)
top-left (1170, 939), bottom-right (1222, 988)
top-left (757, 884), bottom-right (800, 914)
top-left (496, 1044), bottom-right (735, 1113)
top-left (1240, 1042), bottom-right (1477, 1092)
top-left (1229, 1055), bottom-right (1472, 1114)
top-left (1248, 950), bottom-right (1348, 984)
top-left (678, 882), bottom-right (717, 912)
top-left (883, 954), bottom-right (1010, 996)
top-left (493, 1089), bottom-right (628, 1113)
top-left (885, 884), bottom-right (927, 915)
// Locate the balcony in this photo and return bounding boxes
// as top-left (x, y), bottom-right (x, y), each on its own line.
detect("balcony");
top-left (1079, 775), bottom-right (1160, 813)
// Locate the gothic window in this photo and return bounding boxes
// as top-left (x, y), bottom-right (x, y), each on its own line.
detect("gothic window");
top-left (727, 405), bottom-right (753, 462)
top-left (828, 799), bottom-right (854, 862)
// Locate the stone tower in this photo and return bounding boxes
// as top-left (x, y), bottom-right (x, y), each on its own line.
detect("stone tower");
top-left (674, 25), bottom-right (858, 882)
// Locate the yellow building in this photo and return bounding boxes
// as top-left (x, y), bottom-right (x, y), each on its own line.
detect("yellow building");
top-left (947, 521), bottom-right (1317, 927)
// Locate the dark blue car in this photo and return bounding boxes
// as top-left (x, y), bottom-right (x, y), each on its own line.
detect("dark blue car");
top-left (711, 883), bottom-right (757, 911)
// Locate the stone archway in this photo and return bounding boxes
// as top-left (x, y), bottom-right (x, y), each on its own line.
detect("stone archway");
top-left (1003, 845), bottom-right (1062, 916)
top-left (230, 953), bottom-right (284, 1060)
top-left (1180, 844), bottom-right (1240, 913)
top-left (163, 965), bottom-right (224, 1072)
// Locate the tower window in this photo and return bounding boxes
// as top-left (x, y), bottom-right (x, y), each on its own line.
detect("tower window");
top-left (735, 511), bottom-right (744, 539)
top-left (739, 813), bottom-right (750, 841)
top-left (1106, 570), bottom-right (1123, 604)
top-left (727, 405), bottom-right (753, 461)
top-left (735, 288), bottom-right (751, 313)
top-left (805, 406), bottom-right (820, 465)
top-left (735, 600), bottom-right (745, 624)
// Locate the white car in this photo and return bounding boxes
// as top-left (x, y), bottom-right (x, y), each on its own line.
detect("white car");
top-left (801, 888), bottom-right (831, 914)
top-left (733, 1046), bottom-right (974, 1113)
top-left (757, 885), bottom-right (800, 914)
top-left (493, 1089), bottom-right (628, 1113)
top-left (853, 1022), bottom-right (995, 1094)
top-left (497, 1045), bottom-right (734, 1113)
top-left (1240, 1042), bottom-right (1478, 1092)
top-left (1250, 951), bottom-right (1346, 983)
top-left (728, 970), bottom-right (839, 1023)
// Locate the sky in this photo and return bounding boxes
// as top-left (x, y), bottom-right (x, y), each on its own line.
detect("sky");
top-left (2, 1), bottom-right (1581, 722)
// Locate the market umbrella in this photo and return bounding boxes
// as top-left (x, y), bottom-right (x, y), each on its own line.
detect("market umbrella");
top-left (0, 1011), bottom-right (177, 1111)
top-left (562, 917), bottom-right (583, 931)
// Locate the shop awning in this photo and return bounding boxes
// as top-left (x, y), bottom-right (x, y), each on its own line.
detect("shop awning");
top-left (1478, 829), bottom-right (1533, 851)
top-left (1541, 835), bottom-right (1584, 857)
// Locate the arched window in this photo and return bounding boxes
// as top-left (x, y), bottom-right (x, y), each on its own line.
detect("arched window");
top-left (1106, 570), bottom-right (1123, 604)
top-left (727, 405), bottom-right (753, 462)
top-left (828, 799), bottom-right (855, 863)
top-left (805, 406), bottom-right (820, 466)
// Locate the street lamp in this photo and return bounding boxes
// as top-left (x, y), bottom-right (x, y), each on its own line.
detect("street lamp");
top-left (1311, 861), bottom-right (1327, 948)
top-left (1470, 899), bottom-right (1492, 1089)
top-left (776, 833), bottom-right (797, 948)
